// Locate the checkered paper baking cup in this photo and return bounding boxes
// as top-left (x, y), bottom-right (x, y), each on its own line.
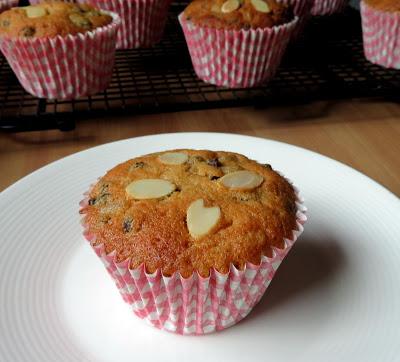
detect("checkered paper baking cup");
top-left (361, 2), bottom-right (400, 69)
top-left (0, 0), bottom-right (18, 13)
top-left (0, 12), bottom-right (120, 99)
top-left (179, 14), bottom-right (298, 88)
top-left (311, 0), bottom-right (348, 15)
top-left (83, 0), bottom-right (172, 49)
top-left (80, 179), bottom-right (307, 335)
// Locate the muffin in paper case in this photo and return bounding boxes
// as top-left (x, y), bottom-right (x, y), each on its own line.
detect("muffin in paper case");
top-left (80, 177), bottom-right (307, 335)
top-left (0, 0), bottom-right (19, 14)
top-left (361, 1), bottom-right (400, 69)
top-left (179, 13), bottom-right (299, 88)
top-left (0, 11), bottom-right (121, 99)
top-left (81, 0), bottom-right (172, 49)
top-left (311, 0), bottom-right (348, 16)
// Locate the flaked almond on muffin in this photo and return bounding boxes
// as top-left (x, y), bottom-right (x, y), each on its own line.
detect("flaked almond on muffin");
top-left (0, 2), bottom-right (112, 38)
top-left (80, 149), bottom-right (306, 334)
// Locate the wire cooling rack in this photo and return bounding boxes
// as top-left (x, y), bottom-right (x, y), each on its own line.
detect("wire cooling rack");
top-left (1, 4), bottom-right (400, 132)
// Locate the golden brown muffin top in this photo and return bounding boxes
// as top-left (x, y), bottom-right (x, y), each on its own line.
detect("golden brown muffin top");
top-left (183, 0), bottom-right (294, 30)
top-left (364, 0), bottom-right (400, 12)
top-left (0, 1), bottom-right (112, 38)
top-left (80, 150), bottom-right (298, 278)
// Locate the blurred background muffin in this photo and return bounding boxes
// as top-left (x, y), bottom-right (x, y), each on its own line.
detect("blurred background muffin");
top-left (179, 0), bottom-right (298, 88)
top-left (311, 0), bottom-right (349, 15)
top-left (0, 1), bottom-right (120, 98)
top-left (361, 0), bottom-right (400, 69)
top-left (0, 0), bottom-right (19, 14)
top-left (75, 0), bottom-right (173, 49)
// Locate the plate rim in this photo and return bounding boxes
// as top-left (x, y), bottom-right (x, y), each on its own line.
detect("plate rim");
top-left (1, 132), bottom-right (398, 203)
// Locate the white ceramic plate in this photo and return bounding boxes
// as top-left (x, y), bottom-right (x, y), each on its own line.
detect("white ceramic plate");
top-left (0, 133), bottom-right (399, 362)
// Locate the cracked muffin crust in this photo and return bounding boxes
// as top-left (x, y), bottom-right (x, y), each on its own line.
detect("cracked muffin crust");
top-left (0, 1), bottom-right (112, 38)
top-left (183, 0), bottom-right (294, 30)
top-left (80, 149), bottom-right (298, 278)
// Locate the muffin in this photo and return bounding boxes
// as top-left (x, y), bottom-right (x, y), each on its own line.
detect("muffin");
top-left (82, 0), bottom-right (173, 49)
top-left (179, 0), bottom-right (298, 88)
top-left (361, 0), bottom-right (400, 69)
top-left (311, 0), bottom-right (349, 16)
top-left (80, 149), bottom-right (307, 334)
top-left (0, 1), bottom-right (120, 99)
top-left (0, 0), bottom-right (19, 15)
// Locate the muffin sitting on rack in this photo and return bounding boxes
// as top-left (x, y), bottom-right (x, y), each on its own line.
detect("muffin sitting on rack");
top-left (0, 1), bottom-right (120, 99)
top-left (179, 0), bottom-right (298, 88)
top-left (361, 0), bottom-right (400, 69)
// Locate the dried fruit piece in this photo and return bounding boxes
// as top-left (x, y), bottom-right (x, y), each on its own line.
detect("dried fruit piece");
top-left (126, 179), bottom-right (176, 200)
top-left (20, 26), bottom-right (35, 37)
top-left (123, 218), bottom-right (133, 233)
top-left (207, 158), bottom-right (221, 168)
top-left (187, 199), bottom-right (221, 239)
top-left (221, 0), bottom-right (240, 13)
top-left (1, 20), bottom-right (10, 28)
top-left (251, 0), bottom-right (271, 13)
top-left (158, 152), bottom-right (188, 165)
top-left (219, 170), bottom-right (264, 190)
top-left (25, 6), bottom-right (47, 18)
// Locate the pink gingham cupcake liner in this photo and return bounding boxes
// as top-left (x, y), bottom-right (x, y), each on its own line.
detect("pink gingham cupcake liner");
top-left (361, 1), bottom-right (400, 69)
top-left (0, 0), bottom-right (18, 14)
top-left (179, 13), bottom-right (299, 88)
top-left (80, 177), bottom-right (307, 335)
top-left (311, 0), bottom-right (348, 15)
top-left (83, 0), bottom-right (172, 49)
top-left (0, 12), bottom-right (121, 99)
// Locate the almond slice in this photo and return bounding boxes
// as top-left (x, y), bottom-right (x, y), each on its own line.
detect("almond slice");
top-left (221, 0), bottom-right (240, 13)
top-left (158, 152), bottom-right (188, 165)
top-left (250, 0), bottom-right (271, 13)
top-left (25, 6), bottom-right (47, 18)
top-left (219, 170), bottom-right (264, 190)
top-left (126, 179), bottom-right (176, 200)
top-left (187, 199), bottom-right (221, 239)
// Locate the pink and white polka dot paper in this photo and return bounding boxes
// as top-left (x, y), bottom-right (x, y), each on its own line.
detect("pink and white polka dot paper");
top-left (361, 1), bottom-right (400, 70)
top-left (179, 14), bottom-right (298, 88)
top-left (311, 0), bottom-right (348, 15)
top-left (85, 0), bottom-right (172, 49)
top-left (81, 180), bottom-right (307, 335)
top-left (0, 0), bottom-right (18, 13)
top-left (0, 12), bottom-right (120, 99)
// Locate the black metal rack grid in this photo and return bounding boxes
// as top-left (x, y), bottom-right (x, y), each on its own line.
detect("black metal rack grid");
top-left (1, 4), bottom-right (400, 132)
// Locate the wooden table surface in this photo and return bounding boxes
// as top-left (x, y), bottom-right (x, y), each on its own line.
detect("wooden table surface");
top-left (1, 98), bottom-right (399, 196)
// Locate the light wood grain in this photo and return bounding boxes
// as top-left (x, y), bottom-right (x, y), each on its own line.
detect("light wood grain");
top-left (1, 99), bottom-right (399, 196)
